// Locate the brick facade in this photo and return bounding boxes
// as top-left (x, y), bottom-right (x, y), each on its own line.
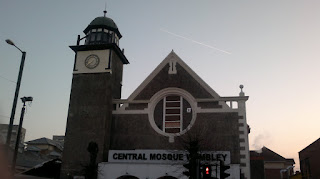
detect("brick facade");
top-left (110, 52), bottom-right (251, 179)
top-left (299, 138), bottom-right (320, 179)
top-left (61, 15), bottom-right (250, 178)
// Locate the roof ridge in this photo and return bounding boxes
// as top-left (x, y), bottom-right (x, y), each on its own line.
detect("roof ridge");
top-left (127, 51), bottom-right (223, 101)
top-left (262, 146), bottom-right (287, 161)
top-left (299, 137), bottom-right (320, 153)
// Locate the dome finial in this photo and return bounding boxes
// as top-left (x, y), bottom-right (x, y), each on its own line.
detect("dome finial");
top-left (103, 2), bottom-right (107, 17)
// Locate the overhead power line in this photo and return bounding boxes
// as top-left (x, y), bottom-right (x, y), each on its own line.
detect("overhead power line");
top-left (0, 75), bottom-right (16, 83)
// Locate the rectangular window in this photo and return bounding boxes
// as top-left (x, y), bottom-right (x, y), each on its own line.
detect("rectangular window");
top-left (111, 33), bottom-right (114, 43)
top-left (165, 122), bottom-right (180, 128)
top-left (166, 109), bottom-right (180, 114)
top-left (97, 33), bottom-right (102, 41)
top-left (90, 34), bottom-right (95, 41)
top-left (165, 128), bottom-right (180, 133)
top-left (165, 116), bottom-right (180, 121)
top-left (103, 33), bottom-right (108, 42)
top-left (163, 96), bottom-right (182, 133)
top-left (166, 102), bottom-right (180, 107)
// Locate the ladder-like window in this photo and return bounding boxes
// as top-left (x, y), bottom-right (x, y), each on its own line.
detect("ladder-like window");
top-left (163, 95), bottom-right (182, 133)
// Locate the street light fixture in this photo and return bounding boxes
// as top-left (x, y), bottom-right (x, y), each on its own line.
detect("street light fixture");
top-left (11, 96), bottom-right (33, 174)
top-left (5, 39), bottom-right (27, 152)
top-left (5, 39), bottom-right (14, 45)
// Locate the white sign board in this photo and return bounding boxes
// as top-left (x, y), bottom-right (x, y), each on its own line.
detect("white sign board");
top-left (108, 150), bottom-right (230, 164)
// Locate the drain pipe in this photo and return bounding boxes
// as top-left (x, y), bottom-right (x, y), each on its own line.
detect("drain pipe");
top-left (280, 169), bottom-right (287, 179)
top-left (286, 166), bottom-right (294, 178)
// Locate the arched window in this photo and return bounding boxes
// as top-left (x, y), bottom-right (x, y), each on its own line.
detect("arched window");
top-left (157, 176), bottom-right (178, 179)
top-left (154, 95), bottom-right (192, 133)
top-left (149, 88), bottom-right (197, 137)
top-left (117, 175), bottom-right (139, 179)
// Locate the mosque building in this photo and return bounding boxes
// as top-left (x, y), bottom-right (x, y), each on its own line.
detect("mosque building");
top-left (60, 12), bottom-right (251, 179)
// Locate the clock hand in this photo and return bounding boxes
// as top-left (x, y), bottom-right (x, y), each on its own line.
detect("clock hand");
top-left (86, 59), bottom-right (95, 66)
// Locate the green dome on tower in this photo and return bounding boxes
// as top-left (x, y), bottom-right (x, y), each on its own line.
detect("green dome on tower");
top-left (84, 16), bottom-right (122, 38)
top-left (89, 16), bottom-right (118, 29)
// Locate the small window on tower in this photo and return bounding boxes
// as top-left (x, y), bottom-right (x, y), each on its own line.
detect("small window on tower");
top-left (90, 33), bottom-right (95, 41)
top-left (97, 33), bottom-right (102, 41)
top-left (105, 32), bottom-right (109, 42)
top-left (111, 33), bottom-right (114, 43)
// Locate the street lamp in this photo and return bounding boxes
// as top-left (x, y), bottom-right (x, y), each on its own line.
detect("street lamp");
top-left (11, 96), bottom-right (33, 174)
top-left (5, 39), bottom-right (27, 151)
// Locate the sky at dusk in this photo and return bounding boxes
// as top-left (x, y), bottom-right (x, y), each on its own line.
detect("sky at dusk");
top-left (1, 0), bottom-right (320, 171)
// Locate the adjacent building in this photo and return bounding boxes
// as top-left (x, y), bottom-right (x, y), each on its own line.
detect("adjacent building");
top-left (26, 137), bottom-right (63, 158)
top-left (61, 13), bottom-right (251, 179)
top-left (299, 138), bottom-right (320, 179)
top-left (0, 124), bottom-right (26, 151)
top-left (250, 147), bottom-right (295, 179)
top-left (13, 137), bottom-right (64, 173)
top-left (250, 153), bottom-right (265, 179)
top-left (53, 135), bottom-right (65, 147)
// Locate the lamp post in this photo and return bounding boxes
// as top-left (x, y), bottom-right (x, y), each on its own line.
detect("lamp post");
top-left (11, 96), bottom-right (33, 174)
top-left (5, 39), bottom-right (26, 151)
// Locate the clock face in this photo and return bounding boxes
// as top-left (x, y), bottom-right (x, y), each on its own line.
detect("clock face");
top-left (84, 54), bottom-right (100, 69)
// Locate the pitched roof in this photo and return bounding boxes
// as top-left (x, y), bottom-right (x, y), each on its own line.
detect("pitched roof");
top-left (26, 137), bottom-right (63, 151)
top-left (21, 158), bottom-right (61, 179)
top-left (299, 137), bottom-right (320, 153)
top-left (26, 137), bottom-right (53, 145)
top-left (26, 146), bottom-right (41, 152)
top-left (16, 150), bottom-right (51, 168)
top-left (286, 159), bottom-right (295, 164)
top-left (49, 151), bottom-right (61, 157)
top-left (260, 146), bottom-right (287, 162)
top-left (127, 51), bottom-right (222, 101)
top-left (250, 146), bottom-right (295, 164)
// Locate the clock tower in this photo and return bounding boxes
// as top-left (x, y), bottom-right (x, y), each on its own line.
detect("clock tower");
top-left (61, 13), bottom-right (129, 178)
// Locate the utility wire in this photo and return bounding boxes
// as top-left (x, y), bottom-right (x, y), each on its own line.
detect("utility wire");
top-left (0, 75), bottom-right (16, 83)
